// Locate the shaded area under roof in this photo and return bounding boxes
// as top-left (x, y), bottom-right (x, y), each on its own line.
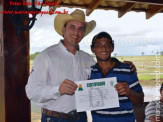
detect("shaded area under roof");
top-left (44, 0), bottom-right (163, 19)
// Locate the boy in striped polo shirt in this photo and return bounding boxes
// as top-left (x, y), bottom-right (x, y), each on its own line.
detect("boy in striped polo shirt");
top-left (90, 32), bottom-right (144, 122)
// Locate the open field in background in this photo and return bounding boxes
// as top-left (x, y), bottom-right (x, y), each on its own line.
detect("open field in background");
top-left (116, 55), bottom-right (163, 86)
top-left (30, 55), bottom-right (163, 122)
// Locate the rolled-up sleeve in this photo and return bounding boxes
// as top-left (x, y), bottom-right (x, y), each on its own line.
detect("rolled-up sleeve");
top-left (25, 52), bottom-right (61, 103)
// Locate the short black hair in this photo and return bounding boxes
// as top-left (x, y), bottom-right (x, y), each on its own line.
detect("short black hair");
top-left (161, 83), bottom-right (163, 91)
top-left (91, 32), bottom-right (114, 48)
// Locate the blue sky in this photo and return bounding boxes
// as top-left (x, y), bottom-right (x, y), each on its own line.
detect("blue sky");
top-left (30, 7), bottom-right (163, 56)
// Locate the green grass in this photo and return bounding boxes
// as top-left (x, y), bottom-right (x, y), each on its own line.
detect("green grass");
top-left (138, 74), bottom-right (155, 81)
top-left (138, 74), bottom-right (163, 86)
top-left (117, 55), bottom-right (163, 86)
top-left (139, 80), bottom-right (158, 86)
top-left (138, 74), bottom-right (163, 80)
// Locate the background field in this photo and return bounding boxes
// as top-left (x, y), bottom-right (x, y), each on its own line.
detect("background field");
top-left (30, 54), bottom-right (163, 122)
top-left (116, 55), bottom-right (163, 86)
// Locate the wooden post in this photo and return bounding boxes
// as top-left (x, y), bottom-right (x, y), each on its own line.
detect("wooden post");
top-left (0, 0), bottom-right (31, 121)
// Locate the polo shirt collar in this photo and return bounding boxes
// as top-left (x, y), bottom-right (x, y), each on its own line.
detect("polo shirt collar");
top-left (93, 58), bottom-right (122, 70)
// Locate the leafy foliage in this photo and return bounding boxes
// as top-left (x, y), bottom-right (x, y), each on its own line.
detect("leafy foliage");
top-left (30, 52), bottom-right (40, 60)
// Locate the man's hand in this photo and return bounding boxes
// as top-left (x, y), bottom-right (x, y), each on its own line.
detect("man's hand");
top-left (59, 79), bottom-right (78, 95)
top-left (115, 82), bottom-right (144, 104)
top-left (114, 82), bottom-right (131, 96)
top-left (124, 61), bottom-right (137, 73)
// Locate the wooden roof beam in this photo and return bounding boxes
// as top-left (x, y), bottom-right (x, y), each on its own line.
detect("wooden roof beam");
top-left (86, 0), bottom-right (105, 16)
top-left (109, 0), bottom-right (163, 5)
top-left (118, 3), bottom-right (136, 18)
top-left (146, 5), bottom-right (163, 19)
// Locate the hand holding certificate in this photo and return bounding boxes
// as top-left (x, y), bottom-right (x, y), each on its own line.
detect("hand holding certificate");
top-left (75, 77), bottom-right (119, 112)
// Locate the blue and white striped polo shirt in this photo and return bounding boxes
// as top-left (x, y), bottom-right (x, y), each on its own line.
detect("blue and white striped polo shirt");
top-left (90, 58), bottom-right (143, 122)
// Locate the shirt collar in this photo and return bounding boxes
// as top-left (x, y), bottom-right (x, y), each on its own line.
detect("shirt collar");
top-left (58, 40), bottom-right (69, 53)
top-left (58, 40), bottom-right (79, 55)
top-left (93, 58), bottom-right (122, 71)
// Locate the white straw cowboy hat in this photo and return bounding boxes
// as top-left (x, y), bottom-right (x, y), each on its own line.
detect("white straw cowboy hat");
top-left (54, 9), bottom-right (96, 37)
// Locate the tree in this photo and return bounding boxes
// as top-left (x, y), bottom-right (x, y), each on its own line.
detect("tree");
top-left (160, 51), bottom-right (163, 55)
top-left (141, 52), bottom-right (144, 56)
top-left (30, 52), bottom-right (40, 60)
top-left (114, 53), bottom-right (117, 57)
top-left (156, 51), bottom-right (160, 55)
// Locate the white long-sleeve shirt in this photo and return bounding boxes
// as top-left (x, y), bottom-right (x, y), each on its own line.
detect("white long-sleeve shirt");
top-left (25, 41), bottom-right (95, 113)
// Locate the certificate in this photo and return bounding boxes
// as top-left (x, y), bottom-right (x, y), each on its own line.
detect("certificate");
top-left (75, 77), bottom-right (119, 112)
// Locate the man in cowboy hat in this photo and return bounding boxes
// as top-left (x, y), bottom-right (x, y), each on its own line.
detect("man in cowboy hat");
top-left (26, 9), bottom-right (136, 122)
top-left (26, 9), bottom-right (96, 122)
